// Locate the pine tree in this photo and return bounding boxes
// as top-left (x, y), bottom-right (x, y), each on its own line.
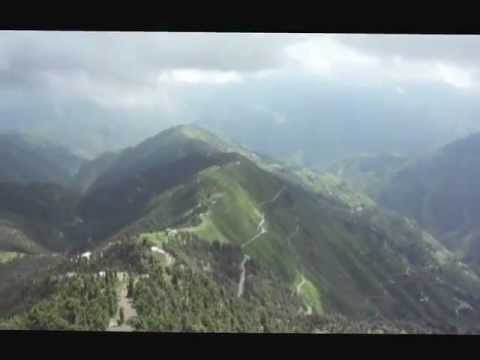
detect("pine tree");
top-left (119, 307), bottom-right (125, 325)
top-left (127, 278), bottom-right (134, 298)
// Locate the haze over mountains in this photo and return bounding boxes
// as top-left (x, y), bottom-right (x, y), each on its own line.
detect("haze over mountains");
top-left (2, 83), bottom-right (477, 169)
top-left (2, 33), bottom-right (480, 167)
top-left (2, 32), bottom-right (480, 334)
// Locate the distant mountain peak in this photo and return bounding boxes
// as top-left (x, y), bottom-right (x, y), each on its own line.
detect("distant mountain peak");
top-left (160, 124), bottom-right (229, 147)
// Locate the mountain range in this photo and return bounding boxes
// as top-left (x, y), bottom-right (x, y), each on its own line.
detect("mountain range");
top-left (328, 133), bottom-right (480, 272)
top-left (1, 125), bottom-right (480, 333)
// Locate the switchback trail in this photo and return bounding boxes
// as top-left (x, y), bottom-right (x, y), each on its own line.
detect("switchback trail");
top-left (296, 275), bottom-right (313, 316)
top-left (236, 185), bottom-right (285, 298)
top-left (296, 276), bottom-right (306, 295)
top-left (259, 186), bottom-right (286, 207)
top-left (237, 254), bottom-right (251, 298)
top-left (242, 214), bottom-right (266, 249)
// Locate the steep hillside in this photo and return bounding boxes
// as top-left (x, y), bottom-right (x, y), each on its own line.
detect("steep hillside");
top-left (326, 153), bottom-right (412, 199)
top-left (3, 125), bottom-right (480, 333)
top-left (0, 254), bottom-right (64, 318)
top-left (78, 125), bottom-right (268, 243)
top-left (0, 132), bottom-right (85, 186)
top-left (0, 182), bottom-right (83, 254)
top-left (367, 133), bottom-right (480, 267)
top-left (72, 151), bottom-right (119, 194)
top-left (106, 153), bottom-right (480, 329)
top-left (50, 126), bottom-right (480, 332)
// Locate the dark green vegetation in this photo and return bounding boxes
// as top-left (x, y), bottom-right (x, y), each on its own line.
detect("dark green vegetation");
top-left (0, 237), bottom-right (439, 333)
top-left (0, 255), bottom-right (63, 318)
top-left (2, 125), bottom-right (480, 333)
top-left (2, 270), bottom-right (119, 331)
top-left (0, 132), bottom-right (84, 186)
top-left (330, 134), bottom-right (480, 270)
top-left (73, 151), bottom-right (119, 194)
top-left (377, 134), bottom-right (480, 266)
top-left (0, 182), bottom-right (84, 253)
top-left (131, 237), bottom-right (306, 332)
top-left (0, 132), bottom-right (87, 255)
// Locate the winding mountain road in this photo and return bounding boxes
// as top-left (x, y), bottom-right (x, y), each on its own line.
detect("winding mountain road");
top-left (236, 185), bottom-right (285, 298)
top-left (296, 275), bottom-right (314, 316)
top-left (259, 186), bottom-right (286, 207)
top-left (304, 305), bottom-right (313, 316)
top-left (455, 298), bottom-right (474, 317)
top-left (171, 192), bottom-right (224, 234)
top-left (237, 254), bottom-right (251, 298)
top-left (236, 215), bottom-right (266, 298)
top-left (296, 276), bottom-right (306, 295)
top-left (242, 215), bottom-right (266, 249)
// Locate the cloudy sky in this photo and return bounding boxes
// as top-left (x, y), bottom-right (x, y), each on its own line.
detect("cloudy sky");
top-left (1, 31), bottom-right (480, 160)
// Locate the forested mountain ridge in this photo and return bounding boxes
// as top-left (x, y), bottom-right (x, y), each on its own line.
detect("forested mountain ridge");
top-left (0, 132), bottom-right (85, 186)
top-left (1, 126), bottom-right (480, 333)
top-left (328, 133), bottom-right (480, 270)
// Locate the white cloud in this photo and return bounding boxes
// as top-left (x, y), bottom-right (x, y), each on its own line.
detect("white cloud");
top-left (157, 69), bottom-right (243, 85)
top-left (1, 31), bottom-right (480, 120)
top-left (284, 36), bottom-right (478, 91)
top-left (384, 56), bottom-right (476, 90)
top-left (251, 68), bottom-right (282, 79)
top-left (41, 69), bottom-right (179, 112)
top-left (284, 36), bottom-right (381, 77)
top-left (434, 63), bottom-right (474, 89)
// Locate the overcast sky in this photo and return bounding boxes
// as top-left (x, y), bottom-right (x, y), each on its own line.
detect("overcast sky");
top-left (1, 31), bottom-right (480, 158)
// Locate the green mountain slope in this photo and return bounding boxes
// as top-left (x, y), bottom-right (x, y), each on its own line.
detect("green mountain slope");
top-left (77, 125), bottom-right (270, 243)
top-left (0, 132), bottom-right (85, 186)
top-left (324, 153), bottom-right (411, 199)
top-left (110, 155), bottom-right (480, 328)
top-left (3, 125), bottom-right (480, 333)
top-left (373, 133), bottom-right (480, 267)
top-left (72, 151), bottom-right (119, 194)
top-left (0, 182), bottom-right (83, 254)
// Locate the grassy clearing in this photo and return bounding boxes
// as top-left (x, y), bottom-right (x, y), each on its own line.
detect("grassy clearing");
top-left (197, 169), bottom-right (263, 246)
top-left (138, 231), bottom-right (169, 247)
top-left (191, 212), bottom-right (229, 244)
